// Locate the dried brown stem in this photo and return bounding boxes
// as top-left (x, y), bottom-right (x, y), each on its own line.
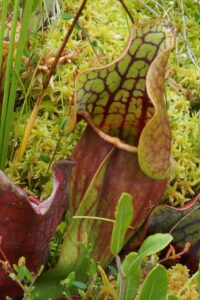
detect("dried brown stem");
top-left (119, 0), bottom-right (134, 23)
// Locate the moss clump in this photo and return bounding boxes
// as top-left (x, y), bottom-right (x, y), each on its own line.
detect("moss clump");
top-left (164, 90), bottom-right (200, 206)
top-left (168, 264), bottom-right (199, 300)
top-left (4, 0), bottom-right (200, 205)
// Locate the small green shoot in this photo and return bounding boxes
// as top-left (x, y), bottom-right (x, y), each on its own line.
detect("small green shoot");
top-left (117, 234), bottom-right (173, 300)
top-left (111, 192), bottom-right (133, 255)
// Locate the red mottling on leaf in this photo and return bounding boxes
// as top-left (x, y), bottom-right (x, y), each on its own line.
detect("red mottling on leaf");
top-left (65, 126), bottom-right (168, 267)
top-left (146, 192), bottom-right (200, 271)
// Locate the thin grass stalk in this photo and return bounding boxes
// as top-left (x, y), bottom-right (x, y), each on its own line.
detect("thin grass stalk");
top-left (20, 57), bottom-right (42, 117)
top-left (0, 0), bottom-right (9, 69)
top-left (0, 0), bottom-right (20, 168)
top-left (0, 0), bottom-right (34, 169)
top-left (18, 0), bottom-right (88, 160)
top-left (118, 0), bottom-right (134, 23)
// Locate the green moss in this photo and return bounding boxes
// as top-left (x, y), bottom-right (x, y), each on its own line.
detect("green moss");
top-left (168, 264), bottom-right (199, 300)
top-left (164, 90), bottom-right (200, 206)
top-left (5, 0), bottom-right (200, 206)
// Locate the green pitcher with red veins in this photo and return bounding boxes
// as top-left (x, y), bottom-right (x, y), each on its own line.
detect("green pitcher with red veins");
top-left (55, 20), bottom-right (176, 278)
top-left (0, 20), bottom-right (176, 299)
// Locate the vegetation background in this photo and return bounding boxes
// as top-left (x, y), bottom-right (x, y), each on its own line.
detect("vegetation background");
top-left (0, 0), bottom-right (200, 299)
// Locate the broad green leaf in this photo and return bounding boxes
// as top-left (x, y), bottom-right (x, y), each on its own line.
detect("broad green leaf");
top-left (138, 265), bottom-right (168, 300)
top-left (111, 192), bottom-right (133, 255)
top-left (147, 192), bottom-right (200, 271)
top-left (137, 233), bottom-right (173, 260)
top-left (117, 252), bottom-right (140, 300)
top-left (119, 234), bottom-right (172, 300)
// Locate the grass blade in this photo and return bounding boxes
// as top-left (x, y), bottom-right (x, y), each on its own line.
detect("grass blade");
top-left (0, 0), bottom-right (9, 69)
top-left (0, 0), bottom-right (20, 167)
top-left (0, 0), bottom-right (34, 168)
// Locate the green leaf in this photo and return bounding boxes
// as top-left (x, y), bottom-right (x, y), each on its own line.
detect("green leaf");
top-left (146, 193), bottom-right (200, 271)
top-left (109, 265), bottom-right (118, 277)
top-left (118, 234), bottom-right (172, 300)
top-left (138, 265), bottom-right (168, 300)
top-left (137, 233), bottom-right (173, 260)
top-left (194, 13), bottom-right (200, 24)
top-left (72, 281), bottom-right (87, 290)
top-left (167, 295), bottom-right (179, 300)
top-left (17, 266), bottom-right (26, 281)
top-left (61, 12), bottom-right (81, 30)
top-left (89, 259), bottom-right (97, 277)
top-left (32, 0), bottom-right (41, 11)
top-left (24, 266), bottom-right (33, 282)
top-left (40, 154), bottom-right (51, 163)
top-left (118, 252), bottom-right (140, 300)
top-left (91, 40), bottom-right (106, 56)
top-left (13, 264), bottom-right (19, 273)
top-left (61, 12), bottom-right (73, 20)
top-left (111, 193), bottom-right (133, 255)
top-left (60, 272), bottom-right (75, 288)
top-left (59, 117), bottom-right (68, 130)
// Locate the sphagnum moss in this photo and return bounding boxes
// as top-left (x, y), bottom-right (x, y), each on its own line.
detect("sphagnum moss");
top-left (4, 0), bottom-right (200, 205)
top-left (168, 264), bottom-right (199, 300)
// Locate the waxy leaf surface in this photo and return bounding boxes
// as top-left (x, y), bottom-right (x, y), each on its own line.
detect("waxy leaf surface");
top-left (75, 20), bottom-right (175, 179)
top-left (0, 160), bottom-right (74, 299)
top-left (8, 20), bottom-right (175, 299)
top-left (146, 192), bottom-right (200, 271)
top-left (34, 126), bottom-right (168, 300)
top-left (69, 127), bottom-right (168, 267)
top-left (35, 21), bottom-right (176, 298)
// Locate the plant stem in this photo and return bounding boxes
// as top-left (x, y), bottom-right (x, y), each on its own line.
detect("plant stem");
top-left (46, 131), bottom-right (63, 173)
top-left (118, 0), bottom-right (134, 23)
top-left (139, 0), bottom-right (160, 17)
top-left (179, 0), bottom-right (199, 71)
top-left (116, 255), bottom-right (126, 300)
top-left (73, 216), bottom-right (134, 229)
top-left (18, 0), bottom-right (88, 160)
top-left (98, 265), bottom-right (117, 300)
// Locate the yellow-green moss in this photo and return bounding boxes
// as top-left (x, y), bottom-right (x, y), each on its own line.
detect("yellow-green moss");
top-left (168, 264), bottom-right (199, 300)
top-left (5, 0), bottom-right (200, 204)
